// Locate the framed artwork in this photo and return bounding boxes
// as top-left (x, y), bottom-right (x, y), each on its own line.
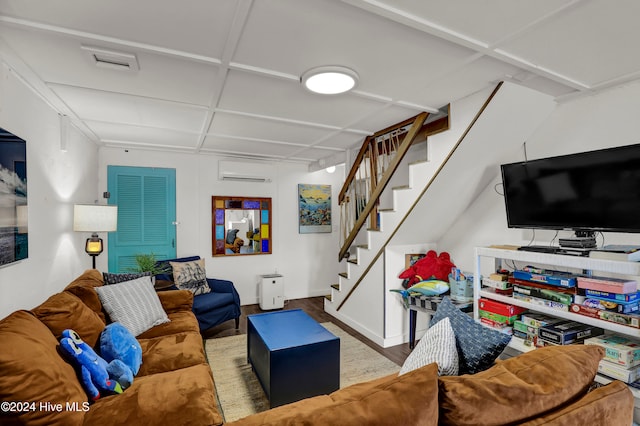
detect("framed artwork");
top-left (0, 127), bottom-right (28, 267)
top-left (298, 184), bottom-right (331, 234)
top-left (211, 196), bottom-right (272, 256)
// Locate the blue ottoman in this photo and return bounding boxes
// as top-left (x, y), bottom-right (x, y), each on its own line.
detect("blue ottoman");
top-left (247, 309), bottom-right (340, 407)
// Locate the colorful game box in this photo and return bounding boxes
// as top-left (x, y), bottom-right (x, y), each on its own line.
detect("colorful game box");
top-left (570, 304), bottom-right (640, 329)
top-left (597, 360), bottom-right (640, 383)
top-left (478, 298), bottom-right (528, 317)
top-left (584, 334), bottom-right (640, 368)
top-left (538, 320), bottom-right (604, 345)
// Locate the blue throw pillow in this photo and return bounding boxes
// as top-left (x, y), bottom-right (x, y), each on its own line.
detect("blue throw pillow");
top-left (430, 296), bottom-right (511, 374)
top-left (103, 271), bottom-right (152, 285)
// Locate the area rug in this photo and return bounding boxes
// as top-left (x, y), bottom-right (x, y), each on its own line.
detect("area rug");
top-left (205, 322), bottom-right (400, 422)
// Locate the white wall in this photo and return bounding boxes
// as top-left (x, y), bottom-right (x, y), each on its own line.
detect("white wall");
top-left (440, 80), bottom-right (640, 271)
top-left (98, 147), bottom-right (344, 305)
top-left (0, 61), bottom-right (100, 319)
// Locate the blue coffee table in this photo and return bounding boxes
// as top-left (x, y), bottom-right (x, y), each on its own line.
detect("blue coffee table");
top-left (247, 309), bottom-right (340, 407)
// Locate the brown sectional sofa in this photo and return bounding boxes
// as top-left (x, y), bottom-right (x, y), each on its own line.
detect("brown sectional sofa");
top-left (227, 344), bottom-right (634, 426)
top-left (0, 270), bottom-right (223, 426)
top-left (0, 270), bottom-right (635, 425)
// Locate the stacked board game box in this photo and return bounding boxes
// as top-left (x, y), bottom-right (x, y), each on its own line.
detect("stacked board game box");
top-left (478, 298), bottom-right (527, 332)
top-left (510, 267), bottom-right (578, 311)
top-left (571, 277), bottom-right (640, 326)
top-left (513, 266), bottom-right (578, 288)
top-left (584, 334), bottom-right (640, 368)
top-left (481, 272), bottom-right (513, 295)
top-left (570, 304), bottom-right (640, 329)
top-left (537, 319), bottom-right (604, 345)
top-left (577, 276), bottom-right (637, 294)
top-left (585, 334), bottom-right (640, 383)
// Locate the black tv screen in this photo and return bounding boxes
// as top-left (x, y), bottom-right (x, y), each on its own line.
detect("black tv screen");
top-left (500, 143), bottom-right (640, 233)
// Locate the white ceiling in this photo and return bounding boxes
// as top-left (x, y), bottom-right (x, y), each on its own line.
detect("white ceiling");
top-left (1, 0), bottom-right (639, 167)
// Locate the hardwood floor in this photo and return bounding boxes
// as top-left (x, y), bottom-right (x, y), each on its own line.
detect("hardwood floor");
top-left (202, 296), bottom-right (412, 366)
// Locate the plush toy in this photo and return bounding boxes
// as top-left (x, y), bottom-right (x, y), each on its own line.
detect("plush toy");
top-left (398, 250), bottom-right (455, 288)
top-left (60, 329), bottom-right (126, 401)
top-left (390, 280), bottom-right (450, 308)
top-left (100, 322), bottom-right (142, 378)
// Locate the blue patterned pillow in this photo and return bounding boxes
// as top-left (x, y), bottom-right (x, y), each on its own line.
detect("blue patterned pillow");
top-left (430, 296), bottom-right (511, 374)
top-left (103, 272), bottom-right (151, 285)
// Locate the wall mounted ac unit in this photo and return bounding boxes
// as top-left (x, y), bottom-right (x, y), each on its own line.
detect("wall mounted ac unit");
top-left (218, 160), bottom-right (275, 183)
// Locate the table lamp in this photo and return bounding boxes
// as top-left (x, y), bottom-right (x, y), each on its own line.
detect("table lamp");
top-left (73, 204), bottom-right (118, 269)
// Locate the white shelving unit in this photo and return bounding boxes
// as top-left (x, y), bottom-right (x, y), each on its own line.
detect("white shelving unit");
top-left (474, 246), bottom-right (640, 402)
top-left (474, 246), bottom-right (640, 339)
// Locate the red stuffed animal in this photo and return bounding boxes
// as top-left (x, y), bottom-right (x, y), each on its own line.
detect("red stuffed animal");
top-left (399, 250), bottom-right (455, 288)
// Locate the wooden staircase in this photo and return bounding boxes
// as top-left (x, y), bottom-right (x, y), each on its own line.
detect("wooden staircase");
top-left (323, 82), bottom-right (557, 347)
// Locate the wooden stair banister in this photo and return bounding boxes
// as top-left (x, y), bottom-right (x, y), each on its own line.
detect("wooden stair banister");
top-left (338, 111), bottom-right (429, 261)
top-left (335, 84), bottom-right (501, 311)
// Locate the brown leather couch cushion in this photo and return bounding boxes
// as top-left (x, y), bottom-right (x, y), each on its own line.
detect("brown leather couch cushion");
top-left (137, 309), bottom-right (200, 339)
top-left (83, 363), bottom-right (223, 426)
top-left (227, 362), bottom-right (439, 426)
top-left (519, 380), bottom-right (634, 425)
top-left (156, 289), bottom-right (194, 313)
top-left (137, 331), bottom-right (207, 376)
top-left (32, 291), bottom-right (106, 347)
top-left (0, 310), bottom-right (88, 426)
top-left (438, 345), bottom-right (605, 426)
top-left (64, 269), bottom-right (106, 321)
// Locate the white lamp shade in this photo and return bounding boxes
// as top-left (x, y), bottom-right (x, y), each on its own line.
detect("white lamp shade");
top-left (73, 204), bottom-right (118, 232)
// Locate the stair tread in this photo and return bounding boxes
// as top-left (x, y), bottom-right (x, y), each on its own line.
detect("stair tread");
top-left (392, 185), bottom-right (411, 190)
top-left (331, 284), bottom-right (340, 290)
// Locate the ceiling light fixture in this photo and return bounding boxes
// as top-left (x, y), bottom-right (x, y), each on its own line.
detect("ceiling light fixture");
top-left (301, 66), bottom-right (359, 95)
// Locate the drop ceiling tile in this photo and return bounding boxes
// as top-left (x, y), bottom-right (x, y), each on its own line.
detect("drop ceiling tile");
top-left (498, 0), bottom-right (640, 87)
top-left (234, 0), bottom-right (478, 102)
top-left (219, 69), bottom-right (387, 128)
top-left (0, 27), bottom-right (219, 106)
top-left (209, 112), bottom-right (330, 146)
top-left (312, 131), bottom-right (366, 150)
top-left (50, 85), bottom-right (208, 132)
top-left (411, 56), bottom-right (524, 107)
top-left (349, 105), bottom-right (424, 134)
top-left (367, 0), bottom-right (575, 45)
top-left (202, 135), bottom-right (298, 159)
top-left (288, 146), bottom-right (342, 162)
top-left (0, 0), bottom-right (237, 58)
top-left (86, 121), bottom-right (200, 148)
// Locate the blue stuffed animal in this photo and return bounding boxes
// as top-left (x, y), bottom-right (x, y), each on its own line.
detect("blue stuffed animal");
top-left (100, 323), bottom-right (142, 378)
top-left (60, 329), bottom-right (127, 400)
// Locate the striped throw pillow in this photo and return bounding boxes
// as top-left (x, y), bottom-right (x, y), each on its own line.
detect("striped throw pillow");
top-left (399, 317), bottom-right (459, 376)
top-left (96, 276), bottom-right (170, 336)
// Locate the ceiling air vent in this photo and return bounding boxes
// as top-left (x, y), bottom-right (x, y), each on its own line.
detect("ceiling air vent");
top-left (81, 45), bottom-right (139, 72)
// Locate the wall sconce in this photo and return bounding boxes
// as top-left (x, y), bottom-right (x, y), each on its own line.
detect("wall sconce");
top-left (59, 114), bottom-right (69, 152)
top-left (73, 204), bottom-right (118, 269)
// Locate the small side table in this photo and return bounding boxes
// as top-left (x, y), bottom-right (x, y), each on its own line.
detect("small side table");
top-left (247, 309), bottom-right (340, 407)
top-left (408, 295), bottom-right (473, 349)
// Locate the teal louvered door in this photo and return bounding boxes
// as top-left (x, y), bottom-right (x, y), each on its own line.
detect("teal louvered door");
top-left (107, 166), bottom-right (176, 272)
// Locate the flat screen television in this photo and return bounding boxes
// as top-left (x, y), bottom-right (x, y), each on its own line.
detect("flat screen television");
top-left (500, 143), bottom-right (640, 235)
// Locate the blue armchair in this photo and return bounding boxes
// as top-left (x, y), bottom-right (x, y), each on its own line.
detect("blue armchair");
top-left (155, 256), bottom-right (241, 332)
